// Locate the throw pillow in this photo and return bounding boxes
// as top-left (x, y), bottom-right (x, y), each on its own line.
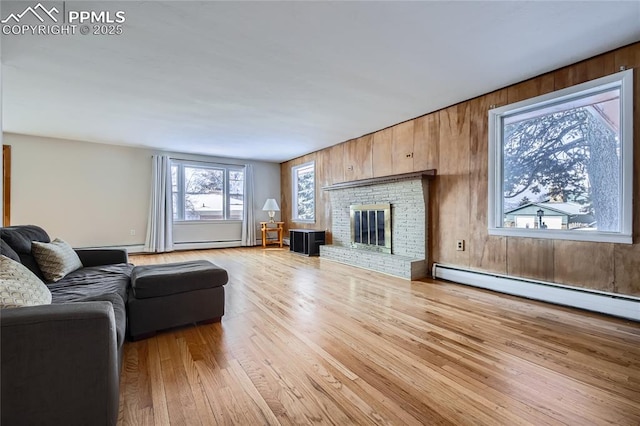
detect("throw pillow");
top-left (0, 255), bottom-right (52, 308)
top-left (31, 238), bottom-right (83, 282)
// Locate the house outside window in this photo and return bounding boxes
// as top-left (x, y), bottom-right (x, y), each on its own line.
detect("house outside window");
top-left (488, 70), bottom-right (633, 244)
top-left (292, 162), bottom-right (315, 222)
top-left (171, 160), bottom-right (244, 221)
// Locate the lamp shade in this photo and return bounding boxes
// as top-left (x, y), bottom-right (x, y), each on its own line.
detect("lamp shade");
top-left (262, 198), bottom-right (280, 211)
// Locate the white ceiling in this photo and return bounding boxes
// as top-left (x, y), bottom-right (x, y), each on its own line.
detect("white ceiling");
top-left (2, 1), bottom-right (639, 163)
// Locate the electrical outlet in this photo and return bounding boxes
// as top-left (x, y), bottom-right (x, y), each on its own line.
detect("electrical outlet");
top-left (456, 240), bottom-right (464, 251)
top-left (130, 229), bottom-right (136, 236)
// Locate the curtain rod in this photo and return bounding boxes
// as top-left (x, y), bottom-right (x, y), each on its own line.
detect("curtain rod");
top-left (169, 156), bottom-right (247, 168)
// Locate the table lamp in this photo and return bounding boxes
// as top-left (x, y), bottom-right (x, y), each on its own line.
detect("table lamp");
top-left (262, 198), bottom-right (280, 223)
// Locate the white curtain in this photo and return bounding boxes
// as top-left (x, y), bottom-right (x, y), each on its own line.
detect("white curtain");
top-left (241, 164), bottom-right (256, 246)
top-left (144, 155), bottom-right (174, 252)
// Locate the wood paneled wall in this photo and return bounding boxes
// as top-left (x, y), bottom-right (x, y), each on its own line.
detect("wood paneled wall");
top-left (281, 42), bottom-right (640, 296)
top-left (2, 145), bottom-right (11, 226)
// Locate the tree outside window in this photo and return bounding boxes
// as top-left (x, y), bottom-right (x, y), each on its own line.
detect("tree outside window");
top-left (228, 170), bottom-right (244, 220)
top-left (293, 162), bottom-right (315, 222)
top-left (488, 70), bottom-right (633, 244)
top-left (503, 92), bottom-right (619, 231)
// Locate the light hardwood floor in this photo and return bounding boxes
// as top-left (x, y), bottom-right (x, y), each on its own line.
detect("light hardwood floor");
top-left (119, 248), bottom-right (640, 425)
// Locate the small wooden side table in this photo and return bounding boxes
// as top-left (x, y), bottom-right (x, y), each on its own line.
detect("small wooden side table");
top-left (260, 221), bottom-right (284, 248)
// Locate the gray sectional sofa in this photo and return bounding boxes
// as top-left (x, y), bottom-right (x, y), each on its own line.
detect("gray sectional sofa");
top-left (1, 225), bottom-right (132, 426)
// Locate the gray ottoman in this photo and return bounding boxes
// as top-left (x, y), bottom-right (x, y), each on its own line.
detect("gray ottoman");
top-left (127, 260), bottom-right (228, 340)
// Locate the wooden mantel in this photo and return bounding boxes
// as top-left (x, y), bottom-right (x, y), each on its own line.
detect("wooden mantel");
top-left (322, 169), bottom-right (436, 191)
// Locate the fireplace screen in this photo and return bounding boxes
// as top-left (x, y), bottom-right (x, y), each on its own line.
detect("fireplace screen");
top-left (350, 204), bottom-right (391, 253)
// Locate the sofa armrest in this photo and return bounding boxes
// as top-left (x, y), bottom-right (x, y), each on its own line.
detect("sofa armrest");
top-left (75, 248), bottom-right (128, 267)
top-left (1, 302), bottom-right (120, 426)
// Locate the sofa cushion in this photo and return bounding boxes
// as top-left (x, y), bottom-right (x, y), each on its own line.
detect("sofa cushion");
top-left (49, 263), bottom-right (133, 304)
top-left (1, 225), bottom-right (50, 253)
top-left (32, 238), bottom-right (84, 283)
top-left (0, 240), bottom-right (20, 263)
top-left (0, 255), bottom-right (52, 309)
top-left (1, 226), bottom-right (50, 280)
top-left (75, 292), bottom-right (127, 349)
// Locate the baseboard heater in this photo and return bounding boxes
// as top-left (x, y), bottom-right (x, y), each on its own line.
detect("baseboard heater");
top-left (432, 263), bottom-right (640, 322)
top-left (173, 240), bottom-right (241, 251)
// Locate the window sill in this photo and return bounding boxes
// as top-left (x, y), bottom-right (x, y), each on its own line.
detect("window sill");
top-left (488, 227), bottom-right (632, 244)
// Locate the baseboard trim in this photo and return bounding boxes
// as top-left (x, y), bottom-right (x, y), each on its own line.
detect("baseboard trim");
top-left (432, 263), bottom-right (640, 322)
top-left (78, 240), bottom-right (262, 255)
top-left (77, 244), bottom-right (146, 254)
top-left (124, 245), bottom-right (146, 254)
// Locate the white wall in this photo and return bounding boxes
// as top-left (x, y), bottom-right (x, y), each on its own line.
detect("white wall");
top-left (4, 133), bottom-right (281, 250)
top-left (6, 133), bottom-right (151, 247)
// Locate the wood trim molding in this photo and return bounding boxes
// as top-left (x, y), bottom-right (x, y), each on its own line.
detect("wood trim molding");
top-left (322, 169), bottom-right (435, 191)
top-left (2, 145), bottom-right (10, 227)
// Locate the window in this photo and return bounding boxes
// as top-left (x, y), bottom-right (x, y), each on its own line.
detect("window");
top-left (488, 70), bottom-right (633, 244)
top-left (292, 161), bottom-right (315, 222)
top-left (171, 160), bottom-right (244, 221)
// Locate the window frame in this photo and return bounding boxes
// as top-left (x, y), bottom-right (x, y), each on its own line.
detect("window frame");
top-left (292, 161), bottom-right (316, 223)
top-left (171, 159), bottom-right (245, 222)
top-left (488, 69), bottom-right (633, 244)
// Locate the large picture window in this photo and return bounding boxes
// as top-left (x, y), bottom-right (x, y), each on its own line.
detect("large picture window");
top-left (292, 161), bottom-right (315, 222)
top-left (171, 161), bottom-right (244, 221)
top-left (488, 70), bottom-right (633, 243)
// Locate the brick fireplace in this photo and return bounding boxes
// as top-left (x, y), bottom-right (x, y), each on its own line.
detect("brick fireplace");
top-left (320, 171), bottom-right (433, 279)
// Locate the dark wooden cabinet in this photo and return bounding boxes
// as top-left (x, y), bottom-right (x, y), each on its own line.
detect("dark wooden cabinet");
top-left (289, 229), bottom-right (325, 256)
